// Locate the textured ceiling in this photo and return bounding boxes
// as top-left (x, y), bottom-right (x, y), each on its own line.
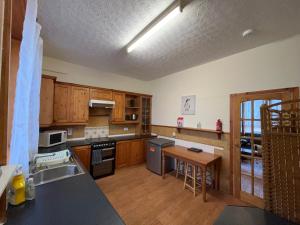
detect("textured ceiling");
top-left (38, 0), bottom-right (300, 80)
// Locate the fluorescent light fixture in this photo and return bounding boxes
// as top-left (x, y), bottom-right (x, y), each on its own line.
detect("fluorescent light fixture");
top-left (127, 2), bottom-right (182, 53)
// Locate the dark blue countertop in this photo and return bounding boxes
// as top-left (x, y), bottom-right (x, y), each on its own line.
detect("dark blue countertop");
top-left (67, 134), bottom-right (157, 148)
top-left (6, 134), bottom-right (157, 225)
top-left (6, 173), bottom-right (124, 225)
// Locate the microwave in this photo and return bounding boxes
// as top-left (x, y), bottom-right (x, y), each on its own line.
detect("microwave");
top-left (39, 130), bottom-right (67, 147)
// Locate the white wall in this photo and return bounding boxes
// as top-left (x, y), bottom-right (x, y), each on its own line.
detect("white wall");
top-left (42, 56), bottom-right (150, 94)
top-left (149, 35), bottom-right (300, 132)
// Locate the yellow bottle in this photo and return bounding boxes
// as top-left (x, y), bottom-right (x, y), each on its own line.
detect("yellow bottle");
top-left (8, 166), bottom-right (26, 206)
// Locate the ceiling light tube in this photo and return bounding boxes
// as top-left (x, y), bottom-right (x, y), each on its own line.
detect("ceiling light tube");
top-left (126, 0), bottom-right (183, 53)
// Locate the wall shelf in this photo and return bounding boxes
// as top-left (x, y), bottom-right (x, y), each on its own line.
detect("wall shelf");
top-left (176, 127), bottom-right (223, 139)
top-left (152, 124), bottom-right (224, 140)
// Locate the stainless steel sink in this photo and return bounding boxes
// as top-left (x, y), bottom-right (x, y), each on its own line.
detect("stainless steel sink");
top-left (30, 158), bottom-right (85, 186)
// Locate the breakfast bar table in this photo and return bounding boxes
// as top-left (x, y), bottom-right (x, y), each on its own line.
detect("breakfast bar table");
top-left (162, 145), bottom-right (222, 202)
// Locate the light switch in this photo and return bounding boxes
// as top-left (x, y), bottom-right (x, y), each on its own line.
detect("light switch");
top-left (67, 128), bottom-right (73, 136)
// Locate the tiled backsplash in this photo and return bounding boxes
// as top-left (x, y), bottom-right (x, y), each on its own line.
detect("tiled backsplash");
top-left (84, 126), bottom-right (109, 139)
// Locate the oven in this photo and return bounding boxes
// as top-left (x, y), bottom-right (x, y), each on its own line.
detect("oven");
top-left (90, 141), bottom-right (116, 179)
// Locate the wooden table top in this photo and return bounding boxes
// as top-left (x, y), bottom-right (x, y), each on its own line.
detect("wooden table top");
top-left (163, 145), bottom-right (221, 166)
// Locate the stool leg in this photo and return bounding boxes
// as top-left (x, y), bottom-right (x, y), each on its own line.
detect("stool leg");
top-left (183, 162), bottom-right (188, 190)
top-left (193, 165), bottom-right (196, 197)
top-left (176, 160), bottom-right (179, 178)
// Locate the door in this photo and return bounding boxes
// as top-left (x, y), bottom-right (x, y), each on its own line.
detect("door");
top-left (129, 139), bottom-right (144, 166)
top-left (73, 145), bottom-right (91, 171)
top-left (112, 92), bottom-right (125, 122)
top-left (70, 86), bottom-right (89, 123)
top-left (231, 87), bottom-right (299, 208)
top-left (116, 141), bottom-right (130, 169)
top-left (54, 83), bottom-right (71, 123)
top-left (40, 77), bottom-right (55, 126)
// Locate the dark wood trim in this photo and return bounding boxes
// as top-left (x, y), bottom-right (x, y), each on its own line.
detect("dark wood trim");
top-left (0, 0), bottom-right (12, 165)
top-left (230, 87), bottom-right (299, 97)
top-left (11, 0), bottom-right (26, 40)
top-left (42, 74), bottom-right (57, 81)
top-left (0, 0), bottom-right (12, 222)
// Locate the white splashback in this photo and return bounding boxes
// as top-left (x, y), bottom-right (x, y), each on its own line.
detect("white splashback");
top-left (84, 126), bottom-right (109, 139)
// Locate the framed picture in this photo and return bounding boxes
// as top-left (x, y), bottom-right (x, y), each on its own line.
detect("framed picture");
top-left (181, 95), bottom-right (196, 115)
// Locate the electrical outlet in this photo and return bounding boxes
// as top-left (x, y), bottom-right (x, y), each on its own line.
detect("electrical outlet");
top-left (124, 127), bottom-right (129, 131)
top-left (67, 128), bottom-right (73, 136)
top-left (172, 132), bottom-right (176, 138)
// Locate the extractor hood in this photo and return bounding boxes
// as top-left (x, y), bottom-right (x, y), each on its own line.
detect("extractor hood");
top-left (89, 99), bottom-right (115, 108)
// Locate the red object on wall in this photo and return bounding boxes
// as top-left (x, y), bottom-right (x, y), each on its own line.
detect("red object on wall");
top-left (177, 117), bottom-right (184, 127)
top-left (216, 119), bottom-right (223, 131)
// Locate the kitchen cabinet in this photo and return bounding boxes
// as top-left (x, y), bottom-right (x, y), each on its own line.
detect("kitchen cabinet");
top-left (116, 139), bottom-right (144, 169)
top-left (40, 76), bottom-right (55, 127)
top-left (73, 145), bottom-right (91, 171)
top-left (111, 92), bottom-right (125, 122)
top-left (129, 139), bottom-right (144, 166)
top-left (116, 141), bottom-right (130, 169)
top-left (54, 83), bottom-right (89, 125)
top-left (70, 86), bottom-right (89, 123)
top-left (90, 88), bottom-right (112, 100)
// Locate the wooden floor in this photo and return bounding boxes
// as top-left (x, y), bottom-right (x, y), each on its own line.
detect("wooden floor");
top-left (96, 164), bottom-right (246, 225)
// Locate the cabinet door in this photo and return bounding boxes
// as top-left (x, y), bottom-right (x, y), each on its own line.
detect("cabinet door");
top-left (112, 92), bottom-right (125, 122)
top-left (90, 88), bottom-right (112, 100)
top-left (70, 86), bottom-right (89, 123)
top-left (129, 140), bottom-right (144, 166)
top-left (73, 146), bottom-right (91, 171)
top-left (116, 141), bottom-right (130, 169)
top-left (54, 83), bottom-right (71, 123)
top-left (40, 77), bottom-right (54, 126)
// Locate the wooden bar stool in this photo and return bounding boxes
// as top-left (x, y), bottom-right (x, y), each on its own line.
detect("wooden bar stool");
top-left (175, 159), bottom-right (185, 178)
top-left (183, 162), bottom-right (198, 196)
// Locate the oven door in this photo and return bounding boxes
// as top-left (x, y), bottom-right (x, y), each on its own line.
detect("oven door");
top-left (92, 158), bottom-right (115, 179)
top-left (101, 147), bottom-right (115, 160)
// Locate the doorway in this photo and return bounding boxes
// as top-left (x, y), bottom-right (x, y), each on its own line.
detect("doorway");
top-left (230, 87), bottom-right (299, 208)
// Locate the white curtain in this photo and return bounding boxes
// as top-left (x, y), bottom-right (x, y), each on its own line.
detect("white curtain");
top-left (9, 0), bottom-right (43, 176)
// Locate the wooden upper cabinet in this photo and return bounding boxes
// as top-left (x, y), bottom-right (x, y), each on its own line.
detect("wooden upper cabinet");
top-left (70, 86), bottom-right (89, 123)
top-left (54, 83), bottom-right (71, 123)
top-left (112, 92), bottom-right (125, 122)
top-left (40, 76), bottom-right (55, 127)
top-left (54, 83), bottom-right (89, 124)
top-left (90, 88), bottom-right (112, 101)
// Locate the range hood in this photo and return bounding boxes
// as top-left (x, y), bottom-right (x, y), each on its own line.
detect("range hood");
top-left (89, 99), bottom-right (115, 108)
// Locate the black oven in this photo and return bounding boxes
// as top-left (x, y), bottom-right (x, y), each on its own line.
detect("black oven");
top-left (90, 141), bottom-right (116, 179)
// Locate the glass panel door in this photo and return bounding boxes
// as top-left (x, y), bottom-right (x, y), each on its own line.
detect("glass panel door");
top-left (240, 99), bottom-right (281, 200)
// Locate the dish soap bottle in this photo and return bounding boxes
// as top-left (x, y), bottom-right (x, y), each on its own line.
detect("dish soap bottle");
top-left (8, 165), bottom-right (26, 206)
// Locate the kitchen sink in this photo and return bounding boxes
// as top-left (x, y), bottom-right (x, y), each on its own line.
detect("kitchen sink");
top-left (30, 158), bottom-right (85, 186)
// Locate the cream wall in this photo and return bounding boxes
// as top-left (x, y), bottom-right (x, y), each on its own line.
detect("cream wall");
top-left (42, 56), bottom-right (150, 94)
top-left (149, 35), bottom-right (300, 132)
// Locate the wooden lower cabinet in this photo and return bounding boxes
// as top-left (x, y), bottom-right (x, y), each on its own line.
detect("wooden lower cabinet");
top-left (116, 139), bottom-right (145, 169)
top-left (73, 145), bottom-right (91, 171)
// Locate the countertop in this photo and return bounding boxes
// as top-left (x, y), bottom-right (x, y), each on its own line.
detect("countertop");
top-left (67, 134), bottom-right (157, 147)
top-left (6, 134), bottom-right (156, 225)
top-left (6, 173), bottom-right (124, 225)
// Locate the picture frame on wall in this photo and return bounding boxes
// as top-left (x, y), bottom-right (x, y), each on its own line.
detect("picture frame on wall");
top-left (181, 95), bottom-right (196, 115)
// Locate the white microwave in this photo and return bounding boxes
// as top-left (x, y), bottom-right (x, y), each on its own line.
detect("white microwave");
top-left (39, 130), bottom-right (67, 147)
